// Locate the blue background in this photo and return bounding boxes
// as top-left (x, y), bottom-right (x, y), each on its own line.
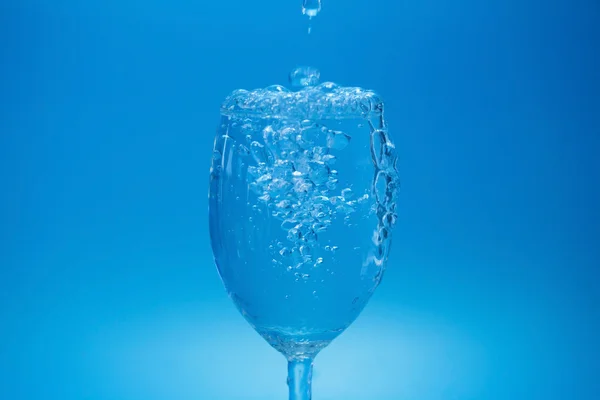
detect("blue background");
top-left (1, 0), bottom-right (599, 399)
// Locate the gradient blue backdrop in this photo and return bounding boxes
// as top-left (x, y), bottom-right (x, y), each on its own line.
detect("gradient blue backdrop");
top-left (1, 0), bottom-right (599, 399)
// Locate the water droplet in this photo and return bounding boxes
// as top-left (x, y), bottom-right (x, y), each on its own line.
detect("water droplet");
top-left (315, 257), bottom-right (323, 265)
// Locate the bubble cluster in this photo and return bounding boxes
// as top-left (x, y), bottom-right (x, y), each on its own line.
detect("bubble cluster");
top-left (242, 118), bottom-right (365, 271)
top-left (221, 79), bottom-right (384, 121)
top-left (364, 121), bottom-right (400, 283)
top-left (218, 72), bottom-right (400, 283)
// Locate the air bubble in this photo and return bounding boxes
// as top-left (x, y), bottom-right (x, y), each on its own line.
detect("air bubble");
top-left (237, 144), bottom-right (250, 156)
top-left (299, 245), bottom-right (311, 257)
top-left (312, 222), bottom-right (327, 233)
top-left (308, 160), bottom-right (330, 185)
top-left (293, 178), bottom-right (313, 194)
top-left (383, 212), bottom-right (397, 228)
top-left (266, 84), bottom-right (289, 93)
top-left (288, 227), bottom-right (302, 242)
top-left (250, 141), bottom-right (267, 164)
top-left (321, 154), bottom-right (336, 165)
top-left (281, 219), bottom-right (299, 231)
top-left (341, 188), bottom-right (354, 200)
top-left (357, 193), bottom-right (370, 204)
top-left (326, 179), bottom-right (338, 191)
top-left (276, 200), bottom-right (292, 209)
top-left (375, 170), bottom-right (391, 205)
top-left (222, 77), bottom-right (384, 120)
top-left (294, 272), bottom-right (311, 281)
top-left (297, 124), bottom-right (327, 149)
top-left (327, 130), bottom-right (351, 150)
top-left (379, 226), bottom-right (390, 240)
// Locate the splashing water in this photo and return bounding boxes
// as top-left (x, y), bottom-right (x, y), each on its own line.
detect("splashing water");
top-left (302, 0), bottom-right (322, 33)
top-left (210, 67), bottom-right (400, 360)
top-left (289, 66), bottom-right (321, 88)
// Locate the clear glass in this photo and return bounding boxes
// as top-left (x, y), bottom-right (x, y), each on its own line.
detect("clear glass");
top-left (208, 79), bottom-right (400, 399)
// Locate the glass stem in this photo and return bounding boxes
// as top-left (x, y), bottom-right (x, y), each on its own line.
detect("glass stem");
top-left (287, 357), bottom-right (314, 400)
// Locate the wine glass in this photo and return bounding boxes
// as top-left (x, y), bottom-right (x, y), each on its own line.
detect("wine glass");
top-left (208, 68), bottom-right (400, 399)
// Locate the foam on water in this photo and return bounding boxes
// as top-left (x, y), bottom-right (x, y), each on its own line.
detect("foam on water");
top-left (221, 72), bottom-right (384, 121)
